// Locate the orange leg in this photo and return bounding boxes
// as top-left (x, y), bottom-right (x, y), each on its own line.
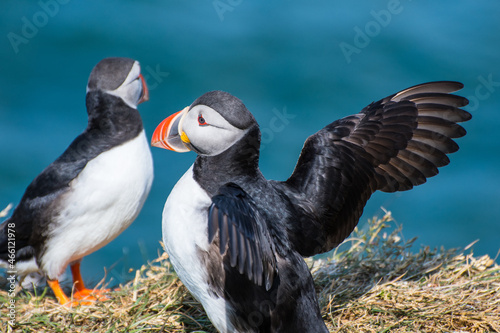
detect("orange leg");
top-left (47, 279), bottom-right (70, 305)
top-left (70, 261), bottom-right (87, 293)
top-left (47, 279), bottom-right (92, 307)
top-left (70, 262), bottom-right (110, 301)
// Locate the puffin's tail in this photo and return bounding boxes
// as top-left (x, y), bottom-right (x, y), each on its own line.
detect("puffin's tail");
top-left (0, 217), bottom-right (13, 268)
top-left (0, 215), bottom-right (37, 273)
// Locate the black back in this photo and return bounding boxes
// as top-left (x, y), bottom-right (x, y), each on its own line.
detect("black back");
top-left (193, 127), bottom-right (328, 332)
top-left (0, 91), bottom-right (143, 263)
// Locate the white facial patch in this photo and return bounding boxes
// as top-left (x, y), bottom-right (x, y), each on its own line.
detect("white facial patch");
top-left (105, 61), bottom-right (143, 109)
top-left (181, 105), bottom-right (248, 156)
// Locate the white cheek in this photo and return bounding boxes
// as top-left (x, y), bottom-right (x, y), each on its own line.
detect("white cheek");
top-left (107, 79), bottom-right (141, 108)
top-left (127, 79), bottom-right (142, 103)
top-left (105, 62), bottom-right (142, 108)
top-left (181, 105), bottom-right (249, 156)
top-left (192, 126), bottom-right (246, 155)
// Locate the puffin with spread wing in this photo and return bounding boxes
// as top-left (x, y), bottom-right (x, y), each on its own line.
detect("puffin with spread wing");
top-left (152, 82), bottom-right (470, 332)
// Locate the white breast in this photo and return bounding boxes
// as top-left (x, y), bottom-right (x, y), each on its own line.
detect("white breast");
top-left (41, 130), bottom-right (154, 279)
top-left (162, 166), bottom-right (237, 333)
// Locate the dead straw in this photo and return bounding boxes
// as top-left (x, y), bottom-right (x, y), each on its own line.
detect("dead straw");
top-left (1, 211), bottom-right (498, 332)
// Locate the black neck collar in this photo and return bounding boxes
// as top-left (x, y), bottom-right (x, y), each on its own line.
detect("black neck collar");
top-left (193, 125), bottom-right (261, 196)
top-left (85, 90), bottom-right (143, 138)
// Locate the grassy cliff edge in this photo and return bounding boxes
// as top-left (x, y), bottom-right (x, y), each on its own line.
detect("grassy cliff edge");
top-left (1, 212), bottom-right (499, 332)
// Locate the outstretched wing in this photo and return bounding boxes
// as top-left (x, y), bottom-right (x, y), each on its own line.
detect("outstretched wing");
top-left (208, 183), bottom-right (276, 290)
top-left (279, 81), bottom-right (471, 257)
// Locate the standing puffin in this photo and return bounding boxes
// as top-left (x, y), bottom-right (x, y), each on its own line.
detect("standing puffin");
top-left (0, 57), bottom-right (154, 306)
top-left (151, 82), bottom-right (470, 332)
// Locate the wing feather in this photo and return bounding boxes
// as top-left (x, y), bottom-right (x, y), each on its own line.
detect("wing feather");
top-left (278, 81), bottom-right (471, 256)
top-left (208, 183), bottom-right (277, 290)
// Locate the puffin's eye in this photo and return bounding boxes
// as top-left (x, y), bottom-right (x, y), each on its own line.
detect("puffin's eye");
top-left (198, 114), bottom-right (207, 126)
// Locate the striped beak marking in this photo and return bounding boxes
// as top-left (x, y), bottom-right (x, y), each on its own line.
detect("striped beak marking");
top-left (151, 106), bottom-right (191, 152)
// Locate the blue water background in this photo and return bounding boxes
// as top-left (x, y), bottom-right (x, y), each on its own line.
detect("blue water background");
top-left (1, 1), bottom-right (499, 285)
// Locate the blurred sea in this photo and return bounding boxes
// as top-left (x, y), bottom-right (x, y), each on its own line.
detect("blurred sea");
top-left (1, 0), bottom-right (499, 286)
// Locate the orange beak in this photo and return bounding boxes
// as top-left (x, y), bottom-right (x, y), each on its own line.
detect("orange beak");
top-left (151, 107), bottom-right (191, 152)
top-left (138, 73), bottom-right (149, 104)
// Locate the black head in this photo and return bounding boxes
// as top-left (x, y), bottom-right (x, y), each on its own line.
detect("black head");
top-left (191, 91), bottom-right (256, 130)
top-left (152, 90), bottom-right (259, 156)
top-left (86, 57), bottom-right (149, 108)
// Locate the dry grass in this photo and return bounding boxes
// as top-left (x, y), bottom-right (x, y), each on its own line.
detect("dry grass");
top-left (314, 213), bottom-right (500, 332)
top-left (1, 252), bottom-right (213, 333)
top-left (1, 211), bottom-right (499, 332)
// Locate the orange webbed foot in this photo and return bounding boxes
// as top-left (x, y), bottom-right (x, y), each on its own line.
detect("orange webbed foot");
top-left (69, 261), bottom-right (111, 303)
top-left (72, 287), bottom-right (111, 301)
top-left (48, 261), bottom-right (114, 307)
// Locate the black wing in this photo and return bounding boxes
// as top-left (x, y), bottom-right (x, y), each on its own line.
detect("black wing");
top-left (0, 138), bottom-right (91, 263)
top-left (279, 81), bottom-right (471, 256)
top-left (1, 93), bottom-right (145, 260)
top-left (208, 183), bottom-right (277, 290)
